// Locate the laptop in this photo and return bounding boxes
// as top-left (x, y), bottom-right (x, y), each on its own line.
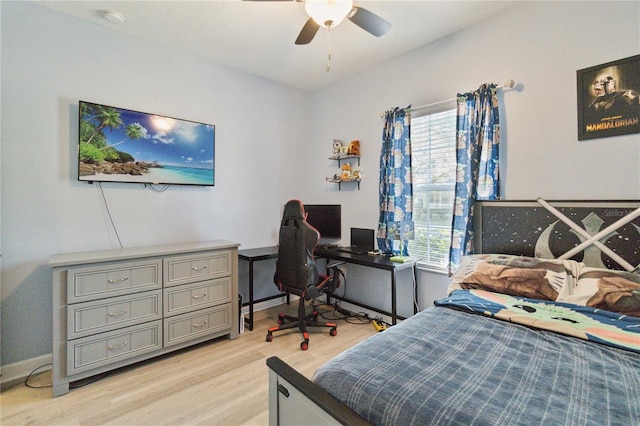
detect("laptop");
top-left (337, 228), bottom-right (375, 254)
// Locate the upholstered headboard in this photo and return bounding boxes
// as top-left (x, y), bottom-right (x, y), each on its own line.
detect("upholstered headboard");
top-left (474, 199), bottom-right (640, 271)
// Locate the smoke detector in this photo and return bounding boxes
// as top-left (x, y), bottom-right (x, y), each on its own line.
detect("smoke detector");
top-left (100, 10), bottom-right (125, 24)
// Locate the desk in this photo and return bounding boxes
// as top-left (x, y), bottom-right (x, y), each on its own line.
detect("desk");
top-left (240, 246), bottom-right (416, 329)
top-left (238, 246), bottom-right (288, 331)
top-left (315, 248), bottom-right (416, 324)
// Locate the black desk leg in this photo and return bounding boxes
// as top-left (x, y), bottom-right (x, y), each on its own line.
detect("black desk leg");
top-left (391, 270), bottom-right (397, 325)
top-left (248, 260), bottom-right (254, 331)
top-left (413, 263), bottom-right (418, 315)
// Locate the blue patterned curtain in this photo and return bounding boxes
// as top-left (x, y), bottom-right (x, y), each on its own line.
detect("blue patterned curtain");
top-left (449, 84), bottom-right (500, 273)
top-left (378, 107), bottom-right (414, 256)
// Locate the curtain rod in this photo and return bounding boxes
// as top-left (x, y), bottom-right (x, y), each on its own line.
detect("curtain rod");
top-left (381, 79), bottom-right (515, 116)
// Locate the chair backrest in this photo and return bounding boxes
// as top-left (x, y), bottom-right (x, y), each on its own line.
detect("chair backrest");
top-left (274, 200), bottom-right (320, 292)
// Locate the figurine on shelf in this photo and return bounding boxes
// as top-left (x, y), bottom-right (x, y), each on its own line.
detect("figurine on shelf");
top-left (340, 163), bottom-right (352, 180)
top-left (351, 167), bottom-right (363, 180)
top-left (347, 140), bottom-right (360, 156)
top-left (332, 139), bottom-right (343, 155)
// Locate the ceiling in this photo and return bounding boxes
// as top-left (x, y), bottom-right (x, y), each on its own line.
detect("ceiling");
top-left (33, 1), bottom-right (519, 92)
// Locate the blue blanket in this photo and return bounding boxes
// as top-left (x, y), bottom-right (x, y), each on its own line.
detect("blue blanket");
top-left (437, 289), bottom-right (640, 354)
top-left (313, 291), bottom-right (640, 425)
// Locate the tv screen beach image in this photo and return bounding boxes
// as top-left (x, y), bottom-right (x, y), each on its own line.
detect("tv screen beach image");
top-left (78, 101), bottom-right (215, 186)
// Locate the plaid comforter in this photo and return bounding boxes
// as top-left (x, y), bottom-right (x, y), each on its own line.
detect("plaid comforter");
top-left (312, 291), bottom-right (640, 425)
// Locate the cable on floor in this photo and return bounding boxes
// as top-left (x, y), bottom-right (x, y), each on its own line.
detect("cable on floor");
top-left (24, 363), bottom-right (52, 389)
top-left (24, 363), bottom-right (109, 389)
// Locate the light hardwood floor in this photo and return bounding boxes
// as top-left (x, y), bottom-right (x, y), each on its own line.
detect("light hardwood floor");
top-left (1, 303), bottom-right (377, 425)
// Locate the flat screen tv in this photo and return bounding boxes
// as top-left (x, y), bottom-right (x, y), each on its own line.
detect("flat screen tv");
top-left (78, 101), bottom-right (215, 186)
top-left (304, 204), bottom-right (342, 239)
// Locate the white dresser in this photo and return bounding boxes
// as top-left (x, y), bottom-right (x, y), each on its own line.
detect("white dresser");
top-left (50, 240), bottom-right (239, 397)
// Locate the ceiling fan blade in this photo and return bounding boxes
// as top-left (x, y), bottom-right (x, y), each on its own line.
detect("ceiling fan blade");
top-left (347, 7), bottom-right (391, 37)
top-left (295, 18), bottom-right (320, 45)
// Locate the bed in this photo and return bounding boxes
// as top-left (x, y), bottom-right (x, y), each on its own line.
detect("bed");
top-left (267, 200), bottom-right (640, 425)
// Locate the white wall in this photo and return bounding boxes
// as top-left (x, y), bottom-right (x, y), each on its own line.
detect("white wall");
top-left (303, 1), bottom-right (640, 316)
top-left (0, 1), bottom-right (308, 370)
top-left (1, 0), bottom-right (639, 377)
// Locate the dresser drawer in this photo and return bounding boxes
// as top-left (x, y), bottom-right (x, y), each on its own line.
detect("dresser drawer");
top-left (164, 304), bottom-right (231, 347)
top-left (67, 290), bottom-right (162, 340)
top-left (68, 320), bottom-right (162, 375)
top-left (164, 277), bottom-right (231, 317)
top-left (67, 259), bottom-right (162, 303)
top-left (164, 251), bottom-right (231, 287)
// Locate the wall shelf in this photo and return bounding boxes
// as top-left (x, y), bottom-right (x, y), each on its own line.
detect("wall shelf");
top-left (326, 155), bottom-right (361, 190)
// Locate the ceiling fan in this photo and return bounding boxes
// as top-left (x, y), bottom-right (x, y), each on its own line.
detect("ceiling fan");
top-left (248, 0), bottom-right (391, 45)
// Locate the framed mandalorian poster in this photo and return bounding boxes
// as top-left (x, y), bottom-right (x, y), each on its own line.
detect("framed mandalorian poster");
top-left (577, 55), bottom-right (640, 141)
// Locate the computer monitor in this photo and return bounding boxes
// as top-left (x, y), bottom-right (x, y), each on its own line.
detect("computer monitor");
top-left (350, 228), bottom-right (375, 250)
top-left (304, 204), bottom-right (342, 239)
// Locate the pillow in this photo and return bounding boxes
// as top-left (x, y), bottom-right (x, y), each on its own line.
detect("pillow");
top-left (448, 254), bottom-right (579, 301)
top-left (556, 267), bottom-right (640, 317)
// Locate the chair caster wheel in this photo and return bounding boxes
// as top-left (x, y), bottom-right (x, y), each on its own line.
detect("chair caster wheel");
top-left (277, 318), bottom-right (285, 325)
top-left (266, 334), bottom-right (273, 342)
top-left (300, 341), bottom-right (309, 351)
top-left (330, 328), bottom-right (337, 336)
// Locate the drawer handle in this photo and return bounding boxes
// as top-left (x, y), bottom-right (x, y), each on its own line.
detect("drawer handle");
top-left (193, 320), bottom-right (208, 328)
top-left (192, 293), bottom-right (208, 299)
top-left (108, 342), bottom-right (128, 350)
top-left (107, 277), bottom-right (130, 284)
top-left (108, 308), bottom-right (130, 317)
top-left (192, 266), bottom-right (208, 271)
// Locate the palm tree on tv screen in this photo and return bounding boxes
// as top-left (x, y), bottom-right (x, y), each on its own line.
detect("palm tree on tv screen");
top-left (103, 122), bottom-right (145, 150)
top-left (85, 105), bottom-right (123, 145)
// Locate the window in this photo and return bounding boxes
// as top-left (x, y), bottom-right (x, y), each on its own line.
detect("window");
top-left (409, 106), bottom-right (456, 271)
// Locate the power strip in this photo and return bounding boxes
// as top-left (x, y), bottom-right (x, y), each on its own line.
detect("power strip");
top-left (337, 307), bottom-right (351, 316)
top-left (372, 317), bottom-right (387, 332)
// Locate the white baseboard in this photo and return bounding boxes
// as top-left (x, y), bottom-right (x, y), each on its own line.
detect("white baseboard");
top-left (240, 296), bottom-right (387, 323)
top-left (241, 294), bottom-right (300, 317)
top-left (1, 353), bottom-right (52, 388)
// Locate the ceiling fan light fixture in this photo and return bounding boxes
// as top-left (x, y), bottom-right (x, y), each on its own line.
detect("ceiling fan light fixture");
top-left (305, 0), bottom-right (353, 28)
top-left (100, 10), bottom-right (125, 24)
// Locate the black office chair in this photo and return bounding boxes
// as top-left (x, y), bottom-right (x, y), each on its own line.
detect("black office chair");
top-left (266, 200), bottom-right (340, 350)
